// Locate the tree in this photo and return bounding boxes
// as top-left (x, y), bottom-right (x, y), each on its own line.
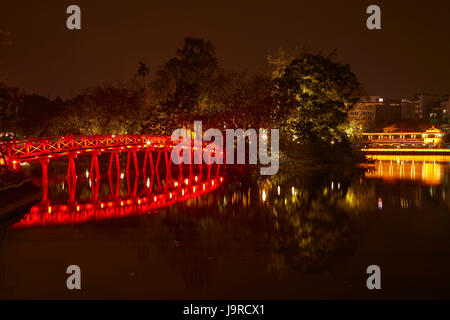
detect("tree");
top-left (272, 50), bottom-right (361, 158)
top-left (137, 62), bottom-right (149, 88)
top-left (152, 37), bottom-right (219, 121)
top-left (47, 86), bottom-right (147, 136)
top-left (206, 71), bottom-right (278, 130)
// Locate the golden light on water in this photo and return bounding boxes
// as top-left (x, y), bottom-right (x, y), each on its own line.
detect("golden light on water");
top-left (365, 154), bottom-right (447, 186)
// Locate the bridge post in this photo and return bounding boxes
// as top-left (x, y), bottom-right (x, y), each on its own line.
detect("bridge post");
top-left (155, 151), bottom-right (162, 190)
top-left (115, 174), bottom-right (120, 198)
top-left (178, 160), bottom-right (183, 186)
top-left (189, 150), bottom-right (193, 179)
top-left (90, 152), bottom-right (100, 180)
top-left (126, 168), bottom-right (131, 196)
top-left (132, 173), bottom-right (139, 198)
top-left (67, 154), bottom-right (77, 182)
top-left (67, 154), bottom-right (77, 203)
top-left (91, 176), bottom-right (100, 201)
top-left (115, 151), bottom-right (120, 178)
top-left (108, 172), bottom-right (114, 197)
top-left (142, 149), bottom-right (155, 179)
top-left (108, 150), bottom-right (121, 178)
top-left (126, 151), bottom-right (131, 176)
top-left (216, 163), bottom-right (221, 179)
top-left (164, 150), bottom-right (171, 190)
top-left (127, 148), bottom-right (139, 178)
top-left (143, 150), bottom-right (147, 178)
top-left (206, 153), bottom-right (212, 180)
top-left (133, 149), bottom-right (139, 177)
top-left (39, 157), bottom-right (50, 203)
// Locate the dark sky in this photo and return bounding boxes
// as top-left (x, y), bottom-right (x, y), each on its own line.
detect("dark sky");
top-left (0, 0), bottom-right (449, 99)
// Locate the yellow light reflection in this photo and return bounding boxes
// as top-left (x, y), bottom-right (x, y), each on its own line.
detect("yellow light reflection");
top-left (365, 154), bottom-right (446, 185)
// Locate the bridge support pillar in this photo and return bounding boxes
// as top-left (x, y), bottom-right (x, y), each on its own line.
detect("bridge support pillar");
top-left (143, 149), bottom-right (155, 179)
top-left (126, 149), bottom-right (139, 177)
top-left (90, 152), bottom-right (100, 180)
top-left (67, 154), bottom-right (77, 203)
top-left (108, 150), bottom-right (121, 178)
top-left (164, 150), bottom-right (171, 190)
top-left (155, 151), bottom-right (162, 190)
top-left (39, 157), bottom-right (50, 203)
top-left (66, 154), bottom-right (77, 181)
top-left (216, 163), bottom-right (221, 179)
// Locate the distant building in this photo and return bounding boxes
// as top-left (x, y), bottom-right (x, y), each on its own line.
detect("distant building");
top-left (348, 96), bottom-right (401, 130)
top-left (375, 100), bottom-right (401, 124)
top-left (439, 96), bottom-right (450, 121)
top-left (401, 94), bottom-right (442, 120)
top-left (361, 126), bottom-right (445, 148)
top-left (348, 96), bottom-right (383, 130)
top-left (400, 98), bottom-right (414, 120)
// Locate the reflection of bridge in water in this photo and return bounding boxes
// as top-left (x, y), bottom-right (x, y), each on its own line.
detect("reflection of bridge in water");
top-left (0, 134), bottom-right (224, 228)
top-left (365, 154), bottom-right (450, 186)
top-left (12, 174), bottom-right (223, 229)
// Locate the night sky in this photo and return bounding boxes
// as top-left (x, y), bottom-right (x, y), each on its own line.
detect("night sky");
top-left (1, 0), bottom-right (449, 99)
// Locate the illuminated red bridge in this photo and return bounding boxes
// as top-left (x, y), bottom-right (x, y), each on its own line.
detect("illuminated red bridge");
top-left (1, 134), bottom-right (225, 228)
top-left (0, 134), bottom-right (176, 165)
top-left (0, 134), bottom-right (222, 198)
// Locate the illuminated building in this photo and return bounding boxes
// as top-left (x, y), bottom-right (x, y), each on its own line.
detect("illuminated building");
top-left (361, 127), bottom-right (445, 149)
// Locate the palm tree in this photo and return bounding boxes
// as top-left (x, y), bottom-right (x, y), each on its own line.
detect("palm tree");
top-left (137, 62), bottom-right (149, 88)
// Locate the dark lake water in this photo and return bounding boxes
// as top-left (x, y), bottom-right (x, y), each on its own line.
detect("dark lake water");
top-left (0, 154), bottom-right (449, 299)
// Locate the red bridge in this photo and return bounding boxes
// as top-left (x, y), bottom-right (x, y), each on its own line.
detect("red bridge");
top-left (1, 134), bottom-right (224, 226)
top-left (0, 134), bottom-right (177, 166)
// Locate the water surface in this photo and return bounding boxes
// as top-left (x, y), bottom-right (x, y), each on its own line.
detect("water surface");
top-left (1, 154), bottom-right (449, 299)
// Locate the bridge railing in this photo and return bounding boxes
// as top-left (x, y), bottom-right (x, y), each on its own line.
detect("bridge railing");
top-left (0, 134), bottom-right (176, 161)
